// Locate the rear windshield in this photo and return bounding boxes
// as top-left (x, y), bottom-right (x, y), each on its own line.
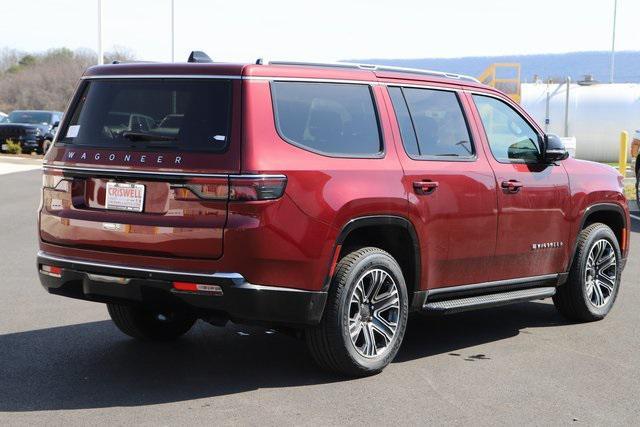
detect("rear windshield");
top-left (58, 79), bottom-right (232, 152)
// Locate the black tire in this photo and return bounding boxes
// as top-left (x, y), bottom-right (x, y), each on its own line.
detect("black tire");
top-left (306, 247), bottom-right (409, 377)
top-left (107, 303), bottom-right (196, 341)
top-left (553, 223), bottom-right (622, 322)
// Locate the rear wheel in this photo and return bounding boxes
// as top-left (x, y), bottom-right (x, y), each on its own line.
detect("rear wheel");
top-left (553, 223), bottom-right (622, 322)
top-left (306, 247), bottom-right (408, 376)
top-left (107, 303), bottom-right (196, 341)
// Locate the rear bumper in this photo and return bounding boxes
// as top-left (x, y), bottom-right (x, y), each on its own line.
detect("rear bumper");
top-left (37, 251), bottom-right (327, 327)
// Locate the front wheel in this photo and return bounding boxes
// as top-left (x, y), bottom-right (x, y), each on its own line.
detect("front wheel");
top-left (107, 303), bottom-right (196, 341)
top-left (306, 247), bottom-right (408, 376)
top-left (553, 223), bottom-right (622, 322)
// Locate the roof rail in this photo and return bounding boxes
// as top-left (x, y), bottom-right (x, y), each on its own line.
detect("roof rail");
top-left (258, 59), bottom-right (479, 83)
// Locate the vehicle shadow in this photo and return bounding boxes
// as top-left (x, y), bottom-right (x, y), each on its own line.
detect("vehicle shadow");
top-left (0, 300), bottom-right (569, 412)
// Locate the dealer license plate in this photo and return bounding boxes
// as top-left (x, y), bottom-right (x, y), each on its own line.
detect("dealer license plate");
top-left (105, 182), bottom-right (145, 212)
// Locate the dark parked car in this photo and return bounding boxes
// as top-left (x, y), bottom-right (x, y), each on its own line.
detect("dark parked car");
top-left (0, 110), bottom-right (62, 154)
top-left (38, 55), bottom-right (629, 376)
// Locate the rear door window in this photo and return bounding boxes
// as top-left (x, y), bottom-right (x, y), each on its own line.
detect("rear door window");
top-left (271, 82), bottom-right (382, 157)
top-left (59, 79), bottom-right (232, 152)
top-left (388, 86), bottom-right (474, 160)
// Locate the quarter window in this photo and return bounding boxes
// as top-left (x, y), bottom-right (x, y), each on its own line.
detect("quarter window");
top-left (388, 86), bottom-right (474, 159)
top-left (473, 95), bottom-right (540, 163)
top-left (271, 82), bottom-right (382, 156)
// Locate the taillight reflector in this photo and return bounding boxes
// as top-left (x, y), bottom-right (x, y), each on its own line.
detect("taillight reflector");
top-left (173, 281), bottom-right (223, 295)
top-left (40, 264), bottom-right (62, 278)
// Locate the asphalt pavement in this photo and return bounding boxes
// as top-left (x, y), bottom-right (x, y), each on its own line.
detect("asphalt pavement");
top-left (1, 166), bottom-right (639, 426)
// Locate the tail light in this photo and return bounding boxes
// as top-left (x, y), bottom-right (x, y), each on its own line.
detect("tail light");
top-left (42, 168), bottom-right (71, 192)
top-left (229, 175), bottom-right (287, 201)
top-left (173, 177), bottom-right (229, 201)
top-left (174, 174), bottom-right (287, 202)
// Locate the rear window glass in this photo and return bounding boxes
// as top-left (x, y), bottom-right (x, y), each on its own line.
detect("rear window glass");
top-left (271, 82), bottom-right (382, 156)
top-left (59, 79), bottom-right (232, 152)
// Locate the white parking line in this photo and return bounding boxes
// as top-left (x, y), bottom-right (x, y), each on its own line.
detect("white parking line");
top-left (0, 157), bottom-right (42, 175)
top-left (630, 214), bottom-right (640, 222)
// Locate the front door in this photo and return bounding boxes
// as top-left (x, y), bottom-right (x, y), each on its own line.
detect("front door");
top-left (384, 84), bottom-right (498, 290)
top-left (468, 92), bottom-right (571, 281)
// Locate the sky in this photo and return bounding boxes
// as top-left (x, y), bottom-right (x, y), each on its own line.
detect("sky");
top-left (0, 0), bottom-right (637, 62)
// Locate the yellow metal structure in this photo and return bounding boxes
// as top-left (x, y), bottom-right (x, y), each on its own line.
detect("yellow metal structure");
top-left (619, 131), bottom-right (629, 176)
top-left (478, 63), bottom-right (521, 103)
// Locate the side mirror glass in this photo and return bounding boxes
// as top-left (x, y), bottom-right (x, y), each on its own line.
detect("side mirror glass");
top-left (543, 134), bottom-right (569, 162)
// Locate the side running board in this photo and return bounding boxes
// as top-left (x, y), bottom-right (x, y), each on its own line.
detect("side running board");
top-left (422, 287), bottom-right (556, 315)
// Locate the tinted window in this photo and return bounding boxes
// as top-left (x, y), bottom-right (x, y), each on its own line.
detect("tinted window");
top-left (473, 95), bottom-right (540, 163)
top-left (388, 87), bottom-right (419, 156)
top-left (390, 87), bottom-right (473, 159)
top-left (8, 111), bottom-right (53, 125)
top-left (59, 79), bottom-right (232, 152)
top-left (271, 82), bottom-right (381, 156)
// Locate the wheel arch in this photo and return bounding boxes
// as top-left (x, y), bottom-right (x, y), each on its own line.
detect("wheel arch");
top-left (326, 215), bottom-right (421, 307)
top-left (569, 203), bottom-right (627, 271)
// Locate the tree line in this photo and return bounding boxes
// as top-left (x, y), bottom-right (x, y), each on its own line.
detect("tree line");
top-left (0, 47), bottom-right (134, 113)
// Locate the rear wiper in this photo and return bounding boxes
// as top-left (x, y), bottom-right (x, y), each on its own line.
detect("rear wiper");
top-left (121, 131), bottom-right (177, 142)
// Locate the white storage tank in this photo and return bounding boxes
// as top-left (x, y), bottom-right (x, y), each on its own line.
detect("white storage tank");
top-left (520, 81), bottom-right (640, 162)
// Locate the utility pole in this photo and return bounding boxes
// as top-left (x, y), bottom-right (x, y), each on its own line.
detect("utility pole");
top-left (97, 0), bottom-right (104, 65)
top-left (171, 0), bottom-right (175, 62)
top-left (609, 0), bottom-right (617, 83)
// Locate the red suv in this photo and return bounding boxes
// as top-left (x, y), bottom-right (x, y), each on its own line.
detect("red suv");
top-left (38, 53), bottom-right (630, 376)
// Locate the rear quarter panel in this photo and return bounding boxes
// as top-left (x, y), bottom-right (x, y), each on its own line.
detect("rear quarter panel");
top-left (238, 79), bottom-right (408, 291)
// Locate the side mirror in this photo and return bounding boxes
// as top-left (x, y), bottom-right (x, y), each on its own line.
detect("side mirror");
top-left (52, 121), bottom-right (60, 128)
top-left (543, 134), bottom-right (569, 162)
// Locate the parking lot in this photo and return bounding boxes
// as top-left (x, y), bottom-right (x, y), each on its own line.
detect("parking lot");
top-left (1, 162), bottom-right (639, 426)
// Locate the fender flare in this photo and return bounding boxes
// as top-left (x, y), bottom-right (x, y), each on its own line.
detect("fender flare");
top-left (567, 202), bottom-right (628, 272)
top-left (323, 215), bottom-right (421, 294)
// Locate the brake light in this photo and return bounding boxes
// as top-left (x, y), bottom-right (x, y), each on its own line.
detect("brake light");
top-left (229, 175), bottom-right (287, 201)
top-left (175, 175), bottom-right (287, 201)
top-left (40, 264), bottom-right (62, 278)
top-left (174, 177), bottom-right (229, 201)
top-left (173, 281), bottom-right (223, 295)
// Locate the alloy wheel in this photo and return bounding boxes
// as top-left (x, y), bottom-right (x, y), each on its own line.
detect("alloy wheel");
top-left (347, 268), bottom-right (400, 358)
top-left (584, 239), bottom-right (617, 308)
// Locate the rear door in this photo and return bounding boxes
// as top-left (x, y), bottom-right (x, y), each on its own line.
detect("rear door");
top-left (467, 92), bottom-right (571, 280)
top-left (383, 84), bottom-right (498, 290)
top-left (41, 77), bottom-right (241, 260)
